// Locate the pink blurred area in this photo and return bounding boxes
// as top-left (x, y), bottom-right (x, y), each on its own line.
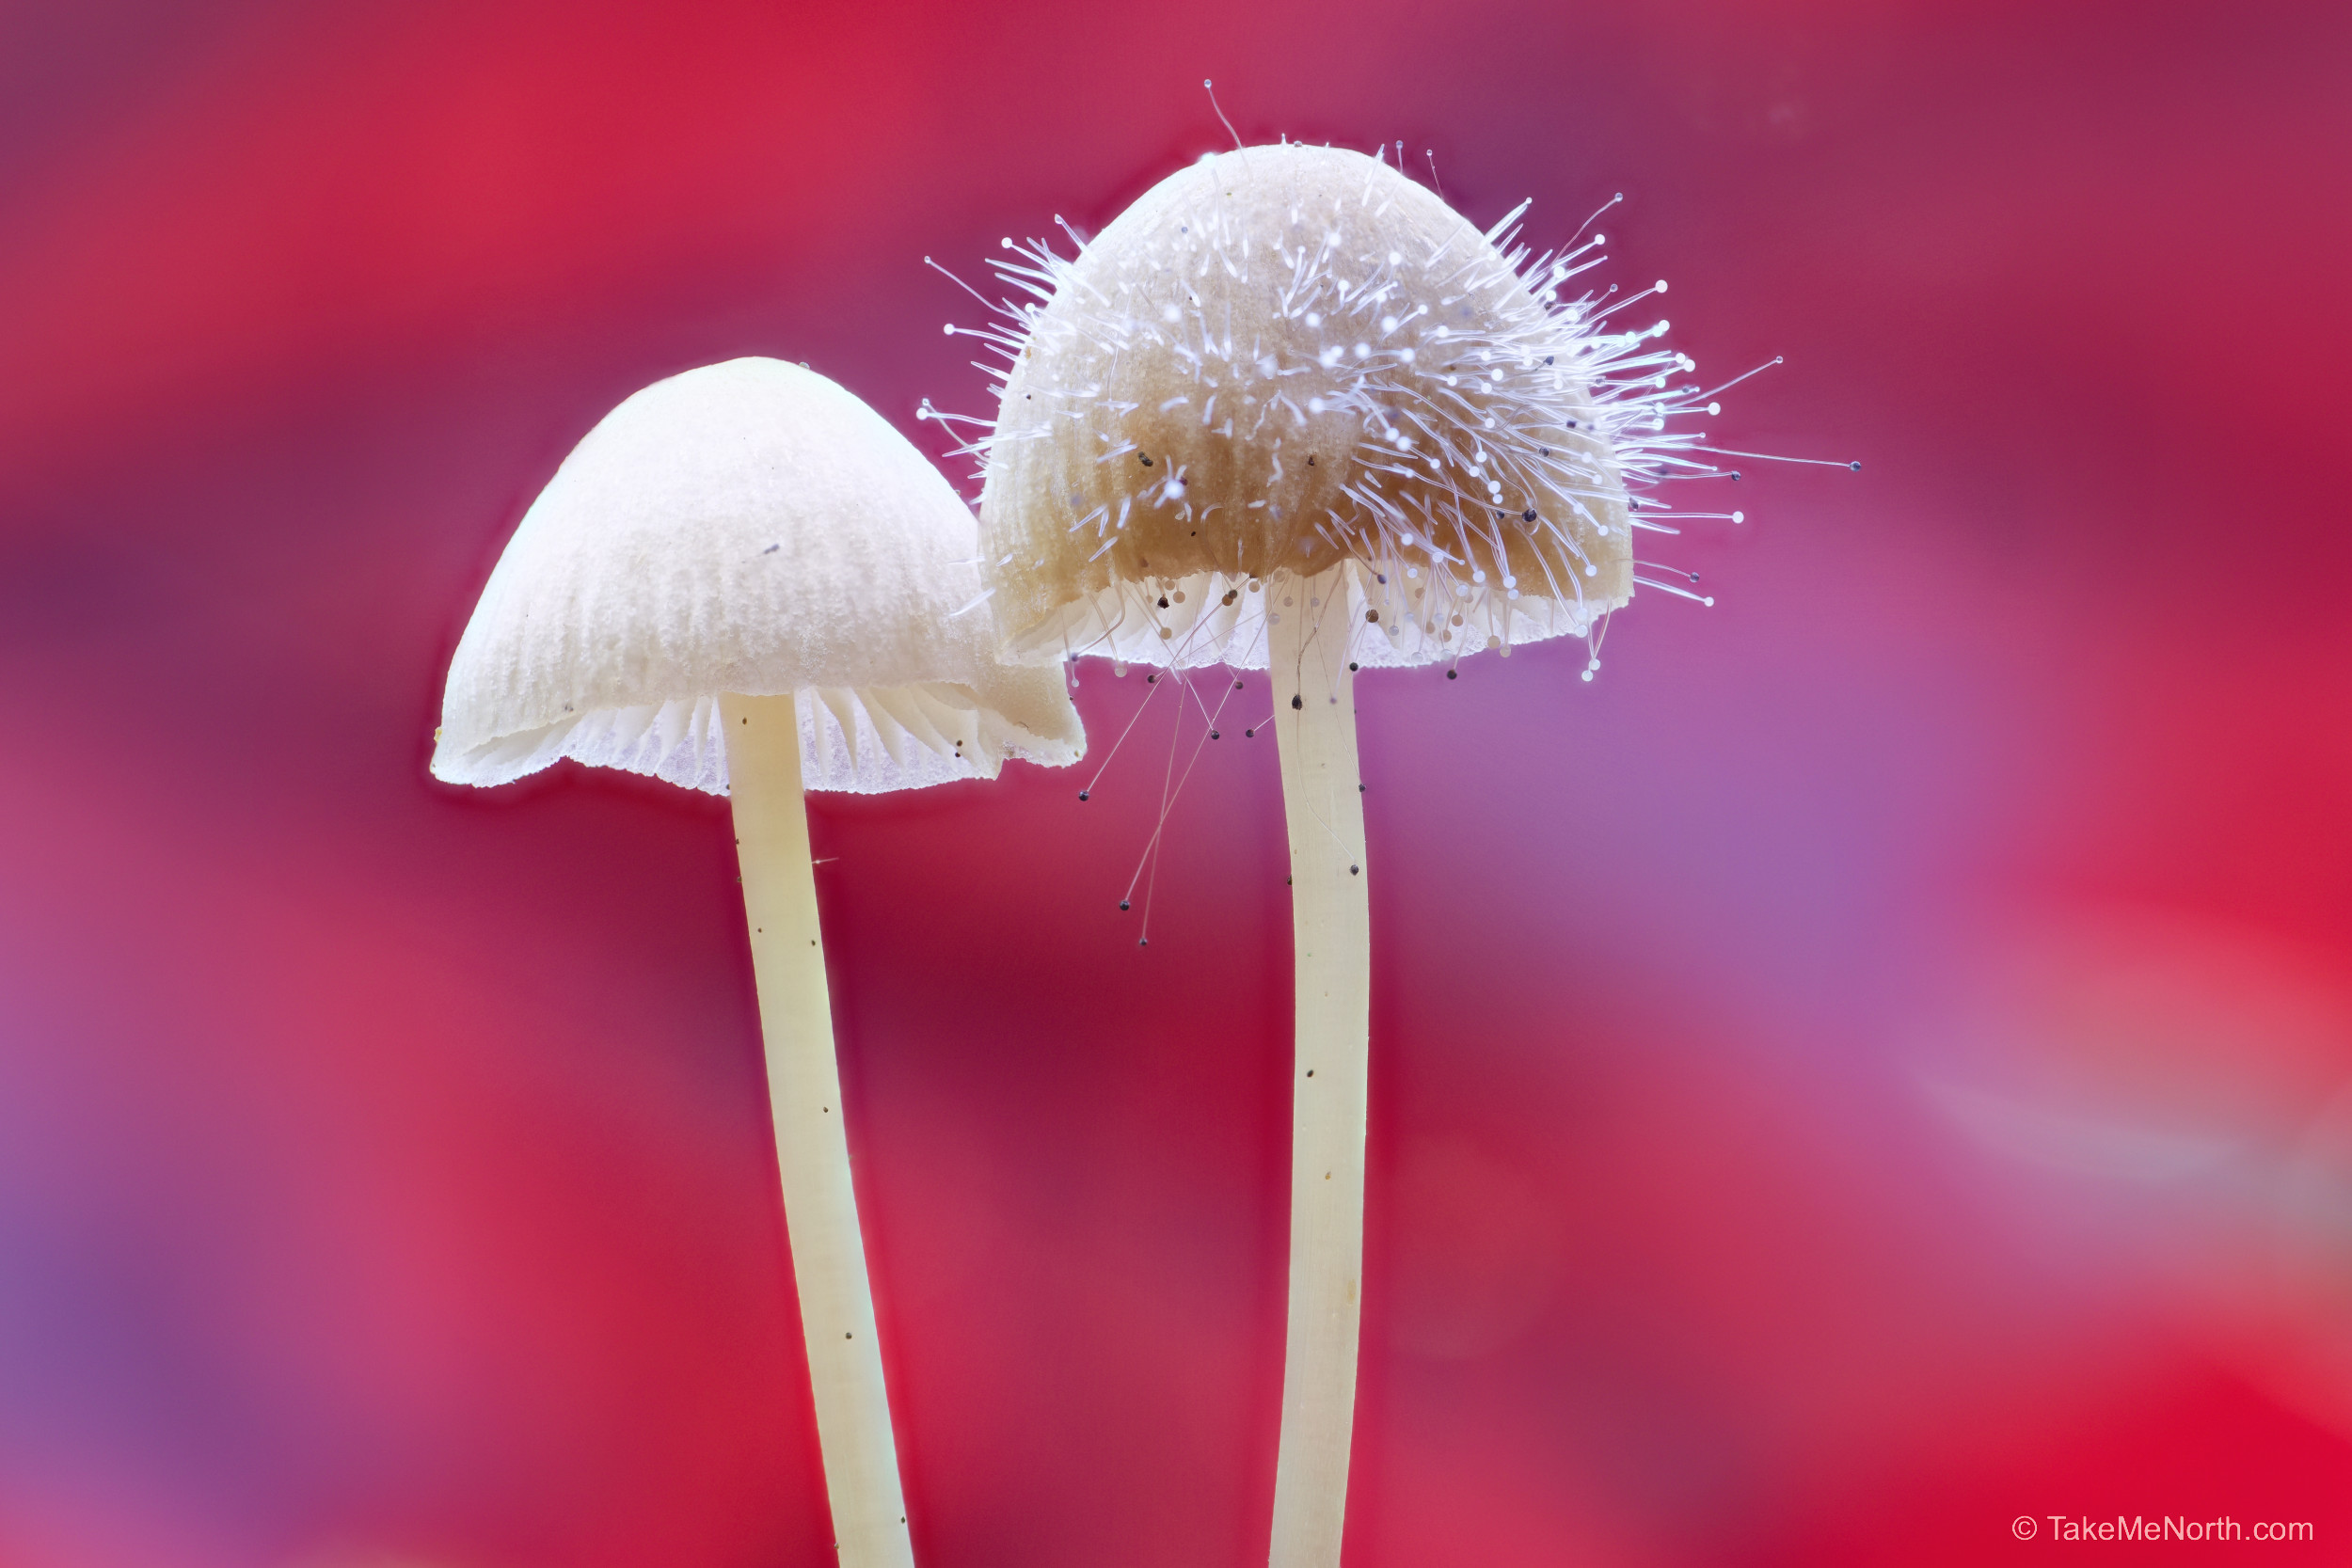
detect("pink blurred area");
top-left (2, 1), bottom-right (2347, 1564)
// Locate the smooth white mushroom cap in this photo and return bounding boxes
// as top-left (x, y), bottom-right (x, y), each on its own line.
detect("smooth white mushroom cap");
top-left (433, 357), bottom-right (1084, 794)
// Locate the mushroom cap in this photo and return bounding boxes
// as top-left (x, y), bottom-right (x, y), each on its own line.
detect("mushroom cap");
top-left (433, 357), bottom-right (1084, 794)
top-left (979, 143), bottom-right (1637, 671)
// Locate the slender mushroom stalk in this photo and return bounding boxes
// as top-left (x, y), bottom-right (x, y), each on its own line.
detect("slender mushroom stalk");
top-left (727, 691), bottom-right (909, 1568)
top-left (1265, 582), bottom-right (1368, 1568)
top-left (431, 358), bottom-right (1083, 1568)
top-left (964, 145), bottom-right (1719, 1563)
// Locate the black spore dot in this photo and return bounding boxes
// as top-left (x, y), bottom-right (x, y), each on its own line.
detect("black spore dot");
top-left (1521, 509), bottom-right (1536, 522)
top-left (1246, 728), bottom-right (1256, 737)
top-left (1849, 460), bottom-right (1864, 471)
top-left (1306, 455), bottom-right (1316, 467)
top-left (1348, 661), bottom-right (1359, 672)
top-left (1139, 453), bottom-right (1153, 467)
top-left (1233, 679), bottom-right (1243, 689)
top-left (1157, 595), bottom-right (1169, 609)
top-left (1350, 865), bottom-right (1360, 875)
top-left (1119, 900), bottom-right (1131, 911)
top-left (1291, 695), bottom-right (1303, 709)
top-left (1210, 730), bottom-right (1220, 739)
top-left (1146, 673), bottom-right (1157, 683)
top-left (1446, 670), bottom-right (1458, 680)
top-left (1078, 790), bottom-right (1089, 800)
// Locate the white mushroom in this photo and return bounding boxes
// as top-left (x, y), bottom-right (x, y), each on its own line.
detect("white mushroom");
top-left (971, 146), bottom-right (1707, 1568)
top-left (435, 356), bottom-right (1083, 1568)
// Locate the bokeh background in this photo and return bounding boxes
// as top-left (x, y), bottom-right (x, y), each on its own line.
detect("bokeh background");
top-left (2, 1), bottom-right (2347, 1563)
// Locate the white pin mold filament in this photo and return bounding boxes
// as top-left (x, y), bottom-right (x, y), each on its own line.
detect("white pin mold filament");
top-left (967, 143), bottom-right (1726, 671)
top-left (960, 142), bottom-right (1706, 1568)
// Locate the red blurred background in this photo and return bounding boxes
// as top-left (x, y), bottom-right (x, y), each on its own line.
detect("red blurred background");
top-left (2, 1), bottom-right (2347, 1564)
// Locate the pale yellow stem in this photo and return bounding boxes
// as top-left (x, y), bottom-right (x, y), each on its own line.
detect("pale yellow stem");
top-left (1265, 570), bottom-right (1371, 1568)
top-left (723, 691), bottom-right (915, 1568)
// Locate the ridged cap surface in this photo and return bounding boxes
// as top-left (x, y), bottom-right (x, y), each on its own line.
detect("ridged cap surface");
top-left (435, 357), bottom-right (1083, 793)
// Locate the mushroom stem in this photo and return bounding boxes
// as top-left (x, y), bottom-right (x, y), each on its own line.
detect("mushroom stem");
top-left (1265, 570), bottom-right (1371, 1568)
top-left (724, 691), bottom-right (916, 1568)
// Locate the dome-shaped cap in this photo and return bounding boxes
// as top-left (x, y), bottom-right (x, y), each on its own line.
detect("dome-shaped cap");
top-left (433, 357), bottom-right (1084, 794)
top-left (979, 144), bottom-right (1647, 672)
